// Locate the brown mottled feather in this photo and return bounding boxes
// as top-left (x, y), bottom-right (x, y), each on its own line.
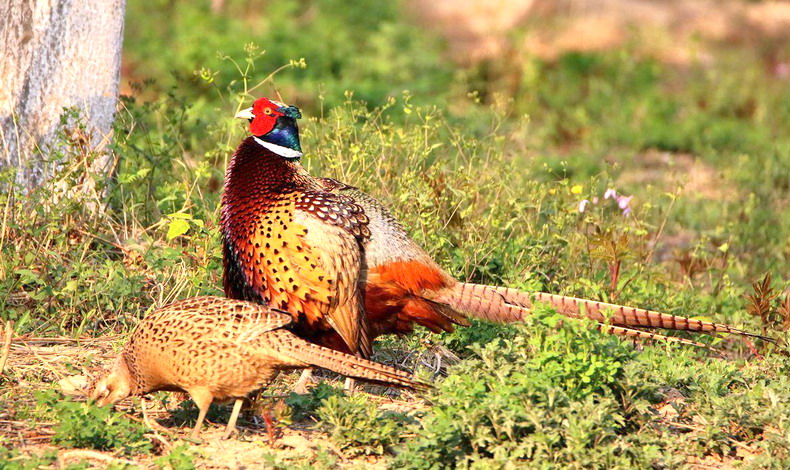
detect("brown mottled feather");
top-left (91, 297), bottom-right (430, 437)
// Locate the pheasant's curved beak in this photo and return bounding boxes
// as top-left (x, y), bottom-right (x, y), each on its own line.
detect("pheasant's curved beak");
top-left (235, 107), bottom-right (255, 120)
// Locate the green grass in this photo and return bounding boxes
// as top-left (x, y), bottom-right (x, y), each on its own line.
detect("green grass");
top-left (2, 0), bottom-right (790, 467)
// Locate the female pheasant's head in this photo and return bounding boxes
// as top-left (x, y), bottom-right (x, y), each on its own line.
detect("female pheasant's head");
top-left (235, 97), bottom-right (303, 159)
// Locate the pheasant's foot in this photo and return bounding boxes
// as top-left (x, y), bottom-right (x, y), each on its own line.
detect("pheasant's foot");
top-left (293, 369), bottom-right (313, 394)
top-left (262, 409), bottom-right (277, 444)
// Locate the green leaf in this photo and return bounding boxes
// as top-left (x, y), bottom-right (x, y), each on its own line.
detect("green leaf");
top-left (166, 218), bottom-right (191, 240)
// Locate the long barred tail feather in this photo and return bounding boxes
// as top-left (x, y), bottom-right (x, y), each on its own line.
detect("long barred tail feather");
top-left (597, 323), bottom-right (723, 354)
top-left (272, 330), bottom-right (432, 391)
top-left (430, 282), bottom-right (776, 345)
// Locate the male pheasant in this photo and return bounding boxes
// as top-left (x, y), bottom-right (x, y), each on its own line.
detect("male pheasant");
top-left (91, 296), bottom-right (429, 439)
top-left (221, 97), bottom-right (771, 368)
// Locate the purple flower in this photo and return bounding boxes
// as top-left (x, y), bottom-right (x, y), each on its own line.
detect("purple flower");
top-left (622, 207), bottom-right (631, 217)
top-left (617, 195), bottom-right (632, 210)
top-left (776, 62), bottom-right (790, 80)
top-left (578, 199), bottom-right (590, 213)
top-left (604, 188), bottom-right (617, 200)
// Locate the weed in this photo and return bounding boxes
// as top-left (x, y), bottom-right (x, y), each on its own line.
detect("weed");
top-left (395, 306), bottom-right (649, 468)
top-left (745, 272), bottom-right (783, 335)
top-left (315, 393), bottom-right (412, 457)
top-left (0, 447), bottom-right (59, 470)
top-left (154, 444), bottom-right (196, 470)
top-left (284, 382), bottom-right (345, 422)
top-left (35, 389), bottom-right (151, 455)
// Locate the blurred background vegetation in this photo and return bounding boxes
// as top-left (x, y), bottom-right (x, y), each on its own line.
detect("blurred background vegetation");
top-left (2, 0), bottom-right (790, 466)
top-left (5, 0), bottom-right (787, 334)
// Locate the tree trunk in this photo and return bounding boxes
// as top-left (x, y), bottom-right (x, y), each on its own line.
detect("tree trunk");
top-left (0, 0), bottom-right (126, 188)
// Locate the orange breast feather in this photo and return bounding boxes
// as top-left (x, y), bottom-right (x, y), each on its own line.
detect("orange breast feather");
top-left (234, 198), bottom-right (335, 328)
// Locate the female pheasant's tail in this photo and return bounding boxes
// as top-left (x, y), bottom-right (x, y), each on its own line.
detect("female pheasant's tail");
top-left (428, 282), bottom-right (776, 344)
top-left (271, 330), bottom-right (432, 392)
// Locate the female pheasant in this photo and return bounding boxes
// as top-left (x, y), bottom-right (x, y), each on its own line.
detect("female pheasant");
top-left (222, 97), bottom-right (772, 365)
top-left (91, 297), bottom-right (429, 439)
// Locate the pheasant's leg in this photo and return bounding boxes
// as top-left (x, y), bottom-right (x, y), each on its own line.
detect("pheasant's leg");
top-left (344, 351), bottom-right (367, 392)
top-left (223, 398), bottom-right (244, 440)
top-left (294, 369), bottom-right (313, 394)
top-left (344, 377), bottom-right (356, 392)
top-left (188, 387), bottom-right (214, 439)
top-left (262, 408), bottom-right (276, 443)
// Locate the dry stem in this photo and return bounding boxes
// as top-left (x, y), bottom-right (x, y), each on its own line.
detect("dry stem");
top-left (0, 321), bottom-right (13, 376)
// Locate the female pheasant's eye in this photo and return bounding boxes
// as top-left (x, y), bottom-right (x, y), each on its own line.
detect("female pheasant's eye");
top-left (264, 108), bottom-right (273, 115)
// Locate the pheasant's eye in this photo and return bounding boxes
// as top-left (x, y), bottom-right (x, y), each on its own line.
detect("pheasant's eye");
top-left (263, 108), bottom-right (273, 116)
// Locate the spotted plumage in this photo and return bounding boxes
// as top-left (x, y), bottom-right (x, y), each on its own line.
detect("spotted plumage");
top-left (295, 191), bottom-right (370, 241)
top-left (221, 136), bottom-right (371, 356)
top-left (91, 296), bottom-right (430, 439)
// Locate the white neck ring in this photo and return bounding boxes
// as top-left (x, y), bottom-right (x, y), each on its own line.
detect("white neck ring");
top-left (253, 137), bottom-right (303, 159)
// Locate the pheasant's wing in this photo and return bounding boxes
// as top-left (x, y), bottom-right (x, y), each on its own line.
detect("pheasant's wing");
top-left (165, 296), bottom-right (291, 326)
top-left (294, 211), bottom-right (370, 357)
top-left (222, 189), bottom-right (371, 356)
top-left (315, 177), bottom-right (356, 191)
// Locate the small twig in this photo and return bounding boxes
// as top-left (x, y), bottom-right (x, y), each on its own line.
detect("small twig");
top-left (141, 397), bottom-right (173, 452)
top-left (0, 184), bottom-right (13, 253)
top-left (644, 189), bottom-right (678, 266)
top-left (74, 228), bottom-right (126, 252)
top-left (742, 337), bottom-right (763, 360)
top-left (0, 321), bottom-right (13, 376)
top-left (140, 398), bottom-right (173, 451)
top-left (10, 335), bottom-right (123, 345)
top-left (608, 259), bottom-right (621, 301)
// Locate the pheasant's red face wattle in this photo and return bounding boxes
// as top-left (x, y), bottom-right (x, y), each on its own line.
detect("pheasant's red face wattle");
top-left (236, 96), bottom-right (303, 156)
top-left (249, 97), bottom-right (285, 136)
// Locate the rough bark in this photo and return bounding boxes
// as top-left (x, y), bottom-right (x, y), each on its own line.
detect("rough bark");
top-left (0, 0), bottom-right (126, 188)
